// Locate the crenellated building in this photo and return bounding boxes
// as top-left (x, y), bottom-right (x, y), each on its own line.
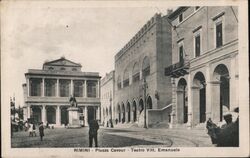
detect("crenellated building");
top-left (22, 57), bottom-right (101, 127)
top-left (165, 6), bottom-right (238, 128)
top-left (114, 13), bottom-right (173, 127)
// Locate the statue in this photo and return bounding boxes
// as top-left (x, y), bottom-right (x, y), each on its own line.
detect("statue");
top-left (69, 95), bottom-right (77, 107)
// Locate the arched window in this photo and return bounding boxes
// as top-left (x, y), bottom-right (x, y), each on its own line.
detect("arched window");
top-left (142, 56), bottom-right (150, 77)
top-left (48, 67), bottom-right (54, 70)
top-left (123, 67), bottom-right (129, 87)
top-left (60, 67), bottom-right (66, 71)
top-left (132, 62), bottom-right (140, 83)
top-left (117, 75), bottom-right (121, 89)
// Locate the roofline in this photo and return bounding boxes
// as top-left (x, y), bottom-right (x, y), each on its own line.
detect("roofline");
top-left (43, 58), bottom-right (82, 67)
top-left (168, 7), bottom-right (189, 20)
top-left (25, 73), bottom-right (101, 78)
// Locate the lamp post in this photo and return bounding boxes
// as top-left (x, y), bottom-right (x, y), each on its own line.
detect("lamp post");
top-left (110, 97), bottom-right (114, 128)
top-left (142, 77), bottom-right (148, 128)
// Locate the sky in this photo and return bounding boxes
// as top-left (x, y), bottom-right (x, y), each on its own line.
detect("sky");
top-left (1, 1), bottom-right (175, 107)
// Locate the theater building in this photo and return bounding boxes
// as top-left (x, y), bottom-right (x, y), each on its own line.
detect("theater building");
top-left (114, 13), bottom-right (173, 127)
top-left (100, 70), bottom-right (115, 125)
top-left (22, 57), bottom-right (101, 127)
top-left (165, 6), bottom-right (238, 128)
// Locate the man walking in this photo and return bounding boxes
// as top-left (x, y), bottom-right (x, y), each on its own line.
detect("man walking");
top-left (89, 119), bottom-right (99, 147)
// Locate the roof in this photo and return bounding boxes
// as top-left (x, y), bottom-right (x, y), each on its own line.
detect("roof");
top-left (43, 57), bottom-right (82, 69)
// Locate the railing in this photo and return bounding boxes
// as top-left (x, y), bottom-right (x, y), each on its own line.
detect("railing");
top-left (165, 60), bottom-right (190, 78)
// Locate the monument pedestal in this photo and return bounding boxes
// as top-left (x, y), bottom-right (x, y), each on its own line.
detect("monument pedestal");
top-left (67, 107), bottom-right (81, 128)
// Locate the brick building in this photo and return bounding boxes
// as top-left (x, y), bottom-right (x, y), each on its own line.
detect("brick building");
top-left (22, 57), bottom-right (101, 127)
top-left (165, 6), bottom-right (238, 128)
top-left (100, 70), bottom-right (115, 126)
top-left (114, 13), bottom-right (173, 127)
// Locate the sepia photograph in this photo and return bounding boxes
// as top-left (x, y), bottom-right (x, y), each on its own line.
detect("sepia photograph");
top-left (1, 0), bottom-right (249, 157)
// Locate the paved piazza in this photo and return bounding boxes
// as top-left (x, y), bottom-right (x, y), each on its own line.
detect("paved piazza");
top-left (11, 126), bottom-right (213, 148)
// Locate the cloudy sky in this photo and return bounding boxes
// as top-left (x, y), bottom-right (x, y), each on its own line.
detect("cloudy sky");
top-left (1, 1), bottom-right (176, 106)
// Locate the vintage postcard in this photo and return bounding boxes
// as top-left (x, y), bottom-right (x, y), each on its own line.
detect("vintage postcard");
top-left (1, 0), bottom-right (249, 157)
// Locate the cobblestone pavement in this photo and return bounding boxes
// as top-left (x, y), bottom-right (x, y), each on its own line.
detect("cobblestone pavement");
top-left (11, 126), bottom-right (213, 148)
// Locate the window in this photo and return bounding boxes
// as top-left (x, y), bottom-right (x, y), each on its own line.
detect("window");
top-left (45, 79), bottom-right (56, 96)
top-left (179, 13), bottom-right (183, 23)
top-left (142, 56), bottom-right (150, 77)
top-left (72, 68), bottom-right (77, 71)
top-left (117, 76), bottom-right (122, 89)
top-left (132, 62), bottom-right (140, 83)
top-left (30, 78), bottom-right (42, 96)
top-left (48, 67), bottom-right (54, 70)
top-left (60, 67), bottom-right (66, 71)
top-left (195, 34), bottom-right (201, 57)
top-left (179, 45), bottom-right (184, 63)
top-left (73, 80), bottom-right (84, 97)
top-left (216, 22), bottom-right (223, 48)
top-left (59, 79), bottom-right (70, 97)
top-left (87, 80), bottom-right (97, 98)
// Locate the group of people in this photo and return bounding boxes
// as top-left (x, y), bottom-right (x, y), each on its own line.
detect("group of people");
top-left (206, 107), bottom-right (239, 147)
top-left (25, 121), bottom-right (45, 141)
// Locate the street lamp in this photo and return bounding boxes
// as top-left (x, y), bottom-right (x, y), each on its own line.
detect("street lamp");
top-left (110, 97), bottom-right (114, 128)
top-left (142, 77), bottom-right (148, 128)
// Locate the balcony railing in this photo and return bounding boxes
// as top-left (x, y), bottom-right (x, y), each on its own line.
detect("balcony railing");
top-left (165, 60), bottom-right (190, 78)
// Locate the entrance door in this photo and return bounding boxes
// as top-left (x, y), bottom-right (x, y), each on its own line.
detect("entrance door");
top-left (200, 88), bottom-right (206, 123)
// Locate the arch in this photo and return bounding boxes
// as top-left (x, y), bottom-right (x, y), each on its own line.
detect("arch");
top-left (142, 56), bottom-right (150, 77)
top-left (47, 106), bottom-right (56, 124)
top-left (121, 103), bottom-right (125, 123)
top-left (139, 99), bottom-right (144, 113)
top-left (213, 64), bottom-right (230, 121)
top-left (61, 107), bottom-right (68, 125)
top-left (123, 67), bottom-right (129, 87)
top-left (147, 96), bottom-right (153, 109)
top-left (117, 104), bottom-right (121, 122)
top-left (177, 78), bottom-right (188, 124)
top-left (132, 62), bottom-right (140, 82)
top-left (117, 75), bottom-right (122, 89)
top-left (126, 102), bottom-right (131, 122)
top-left (193, 72), bottom-right (206, 124)
top-left (32, 106), bottom-right (41, 124)
top-left (133, 100), bottom-right (137, 122)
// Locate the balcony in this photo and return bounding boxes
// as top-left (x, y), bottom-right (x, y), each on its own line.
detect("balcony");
top-left (165, 60), bottom-right (190, 78)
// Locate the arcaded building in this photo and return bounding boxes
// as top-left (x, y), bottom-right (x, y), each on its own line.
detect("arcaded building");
top-left (22, 57), bottom-right (101, 127)
top-left (114, 13), bottom-right (173, 127)
top-left (100, 71), bottom-right (115, 125)
top-left (165, 6), bottom-right (238, 128)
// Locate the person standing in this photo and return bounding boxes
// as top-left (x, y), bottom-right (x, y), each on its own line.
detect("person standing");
top-left (39, 122), bottom-right (44, 141)
top-left (89, 119), bottom-right (99, 147)
top-left (28, 123), bottom-right (33, 137)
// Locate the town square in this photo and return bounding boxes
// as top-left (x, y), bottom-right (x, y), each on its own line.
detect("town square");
top-left (1, 0), bottom-right (249, 157)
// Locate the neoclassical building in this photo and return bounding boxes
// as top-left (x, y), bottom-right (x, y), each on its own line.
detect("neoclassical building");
top-left (165, 6), bottom-right (238, 128)
top-left (100, 70), bottom-right (115, 125)
top-left (114, 13), bottom-right (173, 127)
top-left (22, 57), bottom-right (101, 127)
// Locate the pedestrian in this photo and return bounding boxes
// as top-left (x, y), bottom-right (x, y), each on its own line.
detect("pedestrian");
top-left (206, 118), bottom-right (219, 144)
top-left (28, 123), bottom-right (33, 136)
top-left (115, 118), bottom-right (118, 125)
top-left (32, 123), bottom-right (37, 137)
top-left (39, 122), bottom-right (44, 141)
top-left (89, 119), bottom-right (99, 147)
top-left (24, 121), bottom-right (28, 131)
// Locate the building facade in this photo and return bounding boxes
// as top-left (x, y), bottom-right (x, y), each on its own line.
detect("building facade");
top-left (23, 57), bottom-right (101, 127)
top-left (100, 71), bottom-right (115, 126)
top-left (114, 13), bottom-right (173, 127)
top-left (165, 6), bottom-right (238, 128)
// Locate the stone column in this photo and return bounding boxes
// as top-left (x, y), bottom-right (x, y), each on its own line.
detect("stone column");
top-left (210, 81), bottom-right (221, 123)
top-left (27, 77), bottom-right (30, 97)
top-left (85, 80), bottom-right (87, 98)
top-left (191, 86), bottom-right (200, 126)
top-left (97, 80), bottom-right (100, 98)
top-left (176, 89), bottom-right (184, 124)
top-left (84, 106), bottom-right (88, 126)
top-left (56, 79), bottom-right (59, 97)
top-left (169, 78), bottom-right (177, 128)
top-left (205, 65), bottom-right (212, 120)
top-left (70, 79), bottom-right (74, 96)
top-left (230, 54), bottom-right (237, 110)
top-left (42, 78), bottom-right (45, 97)
top-left (56, 105), bottom-right (61, 126)
top-left (42, 105), bottom-right (46, 123)
top-left (27, 105), bottom-right (31, 119)
top-left (187, 74), bottom-right (192, 129)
